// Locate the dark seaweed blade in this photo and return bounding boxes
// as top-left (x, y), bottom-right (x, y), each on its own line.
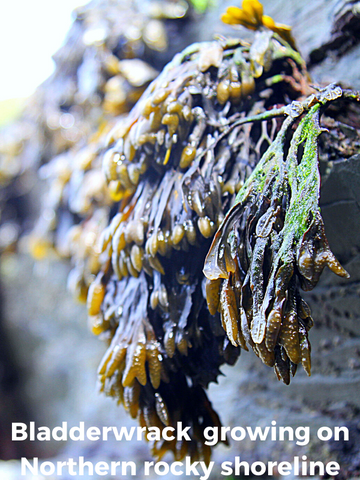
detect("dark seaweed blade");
top-left (203, 88), bottom-right (352, 382)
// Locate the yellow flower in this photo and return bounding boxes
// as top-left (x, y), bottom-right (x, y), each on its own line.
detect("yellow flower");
top-left (221, 0), bottom-right (296, 49)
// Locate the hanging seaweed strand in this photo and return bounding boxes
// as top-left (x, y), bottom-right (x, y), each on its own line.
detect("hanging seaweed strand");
top-left (203, 85), bottom-right (357, 383)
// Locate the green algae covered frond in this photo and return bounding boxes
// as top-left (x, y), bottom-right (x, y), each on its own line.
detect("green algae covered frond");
top-left (203, 85), bottom-right (355, 383)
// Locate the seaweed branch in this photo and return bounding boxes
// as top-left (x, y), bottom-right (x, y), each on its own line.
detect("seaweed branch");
top-left (203, 85), bottom-right (356, 383)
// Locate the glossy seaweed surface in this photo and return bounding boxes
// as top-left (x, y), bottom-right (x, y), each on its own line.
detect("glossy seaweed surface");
top-left (11, 0), bottom-right (360, 462)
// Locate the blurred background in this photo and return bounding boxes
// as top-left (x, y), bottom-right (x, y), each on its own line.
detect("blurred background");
top-left (0, 1), bottom-right (87, 109)
top-left (1, 0), bottom-right (360, 478)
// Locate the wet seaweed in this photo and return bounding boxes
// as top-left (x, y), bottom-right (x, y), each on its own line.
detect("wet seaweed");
top-left (20, 0), bottom-right (360, 462)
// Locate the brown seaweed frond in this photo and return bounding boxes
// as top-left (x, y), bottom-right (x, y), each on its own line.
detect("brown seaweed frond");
top-left (70, 20), bottom-right (320, 460)
top-left (90, 271), bottom-right (228, 462)
top-left (84, 30), bottom-right (311, 459)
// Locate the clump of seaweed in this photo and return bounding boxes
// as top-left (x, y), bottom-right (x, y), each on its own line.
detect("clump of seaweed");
top-left (86, 3), bottom-right (316, 459)
top-left (20, 0), bottom-right (195, 296)
top-left (21, 0), bottom-right (359, 463)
